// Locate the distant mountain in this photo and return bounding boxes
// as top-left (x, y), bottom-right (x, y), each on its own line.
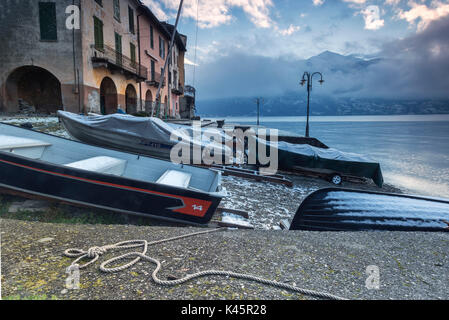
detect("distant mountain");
top-left (306, 50), bottom-right (380, 73)
top-left (196, 51), bottom-right (449, 117)
top-left (197, 94), bottom-right (449, 117)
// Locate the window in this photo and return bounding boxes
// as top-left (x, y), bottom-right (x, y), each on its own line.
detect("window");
top-left (159, 36), bottom-right (165, 59)
top-left (159, 36), bottom-right (162, 57)
top-left (39, 2), bottom-right (57, 41)
top-left (113, 0), bottom-right (120, 22)
top-left (93, 16), bottom-right (104, 50)
top-left (130, 43), bottom-right (136, 66)
top-left (94, 0), bottom-right (102, 6)
top-left (128, 6), bottom-right (135, 34)
top-left (150, 25), bottom-right (154, 49)
top-left (151, 60), bottom-right (155, 80)
top-left (115, 33), bottom-right (122, 65)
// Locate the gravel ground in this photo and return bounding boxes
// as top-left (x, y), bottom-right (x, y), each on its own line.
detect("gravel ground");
top-left (1, 218), bottom-right (448, 300)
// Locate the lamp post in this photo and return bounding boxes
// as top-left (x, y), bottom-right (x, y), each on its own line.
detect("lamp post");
top-left (300, 72), bottom-right (324, 138)
top-left (255, 97), bottom-right (264, 126)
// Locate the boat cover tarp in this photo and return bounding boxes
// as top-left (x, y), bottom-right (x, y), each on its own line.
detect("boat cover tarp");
top-left (60, 112), bottom-right (197, 145)
top-left (257, 138), bottom-right (384, 187)
top-left (58, 111), bottom-right (234, 158)
top-left (290, 188), bottom-right (449, 231)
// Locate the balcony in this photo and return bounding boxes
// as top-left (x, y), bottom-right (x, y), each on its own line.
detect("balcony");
top-left (146, 72), bottom-right (166, 88)
top-left (183, 85), bottom-right (196, 104)
top-left (184, 85), bottom-right (196, 98)
top-left (172, 84), bottom-right (184, 96)
top-left (91, 44), bottom-right (147, 81)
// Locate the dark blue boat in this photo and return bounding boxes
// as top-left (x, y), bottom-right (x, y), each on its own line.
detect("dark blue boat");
top-left (289, 188), bottom-right (449, 232)
top-left (0, 122), bottom-right (224, 225)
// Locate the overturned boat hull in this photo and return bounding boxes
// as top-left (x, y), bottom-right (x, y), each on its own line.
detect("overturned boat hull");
top-left (290, 188), bottom-right (449, 232)
top-left (0, 123), bottom-right (223, 225)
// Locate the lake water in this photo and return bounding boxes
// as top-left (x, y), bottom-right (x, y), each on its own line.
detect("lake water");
top-left (219, 115), bottom-right (449, 198)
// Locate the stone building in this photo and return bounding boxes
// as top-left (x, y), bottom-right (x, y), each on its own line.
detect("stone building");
top-left (0, 0), bottom-right (83, 113)
top-left (0, 0), bottom-right (188, 118)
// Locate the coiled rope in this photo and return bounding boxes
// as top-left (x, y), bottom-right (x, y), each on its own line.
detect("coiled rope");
top-left (64, 228), bottom-right (347, 300)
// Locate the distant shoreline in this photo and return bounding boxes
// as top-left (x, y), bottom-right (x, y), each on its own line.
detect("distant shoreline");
top-left (202, 114), bottom-right (449, 123)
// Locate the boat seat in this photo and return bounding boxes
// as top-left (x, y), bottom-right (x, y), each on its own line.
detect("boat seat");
top-left (0, 135), bottom-right (51, 159)
top-left (65, 156), bottom-right (127, 176)
top-left (156, 170), bottom-right (192, 188)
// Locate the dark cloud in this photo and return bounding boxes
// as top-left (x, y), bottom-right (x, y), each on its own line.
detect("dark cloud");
top-left (361, 16), bottom-right (449, 99)
top-left (195, 16), bottom-right (449, 101)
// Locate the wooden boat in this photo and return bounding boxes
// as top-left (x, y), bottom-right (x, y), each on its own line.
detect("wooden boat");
top-left (0, 122), bottom-right (224, 225)
top-left (284, 188), bottom-right (449, 232)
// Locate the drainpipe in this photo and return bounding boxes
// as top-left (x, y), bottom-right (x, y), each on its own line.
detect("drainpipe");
top-left (137, 13), bottom-right (143, 112)
top-left (71, 0), bottom-right (77, 108)
top-left (77, 0), bottom-right (82, 113)
top-left (70, 0), bottom-right (82, 113)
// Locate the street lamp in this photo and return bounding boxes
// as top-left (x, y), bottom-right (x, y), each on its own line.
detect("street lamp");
top-left (255, 97), bottom-right (264, 126)
top-left (300, 72), bottom-right (324, 138)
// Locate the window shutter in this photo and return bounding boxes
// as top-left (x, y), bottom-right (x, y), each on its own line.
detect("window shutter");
top-left (128, 7), bottom-right (135, 34)
top-left (115, 33), bottom-right (122, 65)
top-left (151, 60), bottom-right (155, 80)
top-left (159, 36), bottom-right (162, 57)
top-left (114, 0), bottom-right (121, 21)
top-left (150, 26), bottom-right (154, 49)
top-left (130, 43), bottom-right (136, 63)
top-left (39, 2), bottom-right (57, 41)
top-left (94, 17), bottom-right (104, 50)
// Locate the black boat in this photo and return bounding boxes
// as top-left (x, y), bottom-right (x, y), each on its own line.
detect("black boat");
top-left (256, 138), bottom-right (384, 187)
top-left (287, 188), bottom-right (449, 232)
top-left (0, 122), bottom-right (224, 225)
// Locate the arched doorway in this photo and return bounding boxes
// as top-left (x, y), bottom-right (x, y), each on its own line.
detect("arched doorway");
top-left (125, 84), bottom-right (137, 114)
top-left (4, 66), bottom-right (62, 113)
top-left (145, 90), bottom-right (153, 113)
top-left (100, 77), bottom-right (118, 115)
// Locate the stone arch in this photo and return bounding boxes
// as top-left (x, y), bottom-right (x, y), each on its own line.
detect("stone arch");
top-left (4, 66), bottom-right (62, 113)
top-left (145, 90), bottom-right (153, 113)
top-left (125, 84), bottom-right (137, 114)
top-left (100, 77), bottom-right (118, 115)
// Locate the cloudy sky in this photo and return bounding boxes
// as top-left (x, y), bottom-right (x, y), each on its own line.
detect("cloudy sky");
top-left (143, 0), bottom-right (449, 100)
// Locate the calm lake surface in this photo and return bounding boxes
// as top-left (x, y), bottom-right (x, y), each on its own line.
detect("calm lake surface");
top-left (219, 115), bottom-right (449, 198)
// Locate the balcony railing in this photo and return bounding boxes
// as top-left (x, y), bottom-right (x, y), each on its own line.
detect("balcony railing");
top-left (146, 72), bottom-right (165, 87)
top-left (172, 84), bottom-right (184, 95)
top-left (184, 85), bottom-right (196, 98)
top-left (91, 44), bottom-right (147, 80)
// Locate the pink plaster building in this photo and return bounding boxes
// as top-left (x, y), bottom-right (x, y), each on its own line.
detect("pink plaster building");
top-left (138, 5), bottom-right (187, 118)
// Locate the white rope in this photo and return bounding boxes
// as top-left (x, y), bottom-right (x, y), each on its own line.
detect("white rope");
top-left (64, 228), bottom-right (347, 300)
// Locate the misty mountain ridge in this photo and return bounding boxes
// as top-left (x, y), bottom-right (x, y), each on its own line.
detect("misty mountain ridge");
top-left (197, 94), bottom-right (449, 117)
top-left (196, 50), bottom-right (449, 117)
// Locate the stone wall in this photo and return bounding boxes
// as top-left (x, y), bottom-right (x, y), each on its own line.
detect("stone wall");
top-left (0, 0), bottom-right (83, 113)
